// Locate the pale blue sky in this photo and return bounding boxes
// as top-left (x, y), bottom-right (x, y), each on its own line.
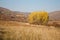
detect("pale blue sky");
top-left (0, 0), bottom-right (60, 12)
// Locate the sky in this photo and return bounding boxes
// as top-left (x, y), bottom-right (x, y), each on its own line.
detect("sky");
top-left (0, 0), bottom-right (60, 12)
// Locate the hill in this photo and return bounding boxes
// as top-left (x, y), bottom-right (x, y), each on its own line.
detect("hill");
top-left (49, 11), bottom-right (60, 21)
top-left (0, 7), bottom-right (29, 22)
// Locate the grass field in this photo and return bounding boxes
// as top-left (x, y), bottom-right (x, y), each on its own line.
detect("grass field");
top-left (0, 20), bottom-right (60, 40)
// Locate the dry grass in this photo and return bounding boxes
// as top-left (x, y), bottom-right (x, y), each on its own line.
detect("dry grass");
top-left (47, 21), bottom-right (60, 27)
top-left (0, 20), bottom-right (60, 40)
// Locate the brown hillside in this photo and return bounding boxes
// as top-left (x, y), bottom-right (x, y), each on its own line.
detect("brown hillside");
top-left (0, 7), bottom-right (29, 22)
top-left (49, 11), bottom-right (60, 21)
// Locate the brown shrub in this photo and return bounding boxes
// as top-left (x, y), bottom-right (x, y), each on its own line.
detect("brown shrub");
top-left (53, 22), bottom-right (60, 27)
top-left (47, 21), bottom-right (60, 27)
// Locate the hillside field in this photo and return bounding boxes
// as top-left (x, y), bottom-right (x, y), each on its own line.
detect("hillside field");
top-left (0, 20), bottom-right (60, 40)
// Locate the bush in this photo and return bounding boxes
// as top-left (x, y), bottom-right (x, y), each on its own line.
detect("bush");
top-left (28, 11), bottom-right (49, 25)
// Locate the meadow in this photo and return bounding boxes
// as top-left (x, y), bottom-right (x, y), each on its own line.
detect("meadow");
top-left (0, 20), bottom-right (60, 40)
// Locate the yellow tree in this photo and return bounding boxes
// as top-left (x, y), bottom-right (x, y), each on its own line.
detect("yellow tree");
top-left (28, 11), bottom-right (49, 25)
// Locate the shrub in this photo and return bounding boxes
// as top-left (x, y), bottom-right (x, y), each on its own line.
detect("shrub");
top-left (28, 11), bottom-right (49, 25)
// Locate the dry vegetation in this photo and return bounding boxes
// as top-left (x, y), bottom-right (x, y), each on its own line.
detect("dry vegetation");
top-left (0, 20), bottom-right (60, 40)
top-left (47, 21), bottom-right (60, 27)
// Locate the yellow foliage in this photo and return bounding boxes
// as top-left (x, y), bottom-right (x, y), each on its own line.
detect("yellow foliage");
top-left (28, 11), bottom-right (49, 25)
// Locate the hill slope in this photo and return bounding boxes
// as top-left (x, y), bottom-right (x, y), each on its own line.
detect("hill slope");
top-left (49, 11), bottom-right (60, 21)
top-left (0, 7), bottom-right (29, 22)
